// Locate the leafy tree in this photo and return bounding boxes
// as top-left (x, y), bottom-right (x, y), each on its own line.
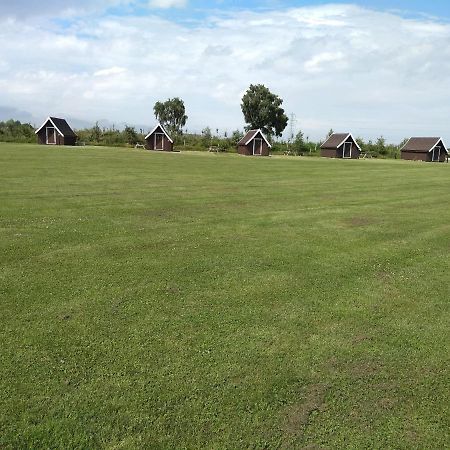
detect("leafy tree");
top-left (375, 136), bottom-right (387, 156)
top-left (326, 128), bottom-right (334, 139)
top-left (0, 120), bottom-right (35, 143)
top-left (292, 130), bottom-right (308, 155)
top-left (124, 125), bottom-right (138, 145)
top-left (202, 127), bottom-right (212, 146)
top-left (241, 84), bottom-right (288, 137)
top-left (90, 122), bottom-right (102, 143)
top-left (230, 130), bottom-right (244, 145)
top-left (356, 137), bottom-right (365, 152)
top-left (153, 97), bottom-right (188, 135)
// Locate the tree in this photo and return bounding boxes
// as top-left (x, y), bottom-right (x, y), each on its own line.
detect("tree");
top-left (326, 128), bottom-right (334, 139)
top-left (90, 122), bottom-right (102, 143)
top-left (153, 97), bottom-right (188, 135)
top-left (202, 127), bottom-right (212, 147)
top-left (0, 119), bottom-right (35, 143)
top-left (292, 130), bottom-right (308, 155)
top-left (240, 84), bottom-right (288, 137)
top-left (124, 125), bottom-right (138, 145)
top-left (356, 137), bottom-right (365, 151)
top-left (375, 136), bottom-right (387, 156)
top-left (230, 130), bottom-right (244, 145)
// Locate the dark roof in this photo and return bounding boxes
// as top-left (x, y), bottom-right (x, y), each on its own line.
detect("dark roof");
top-left (49, 117), bottom-right (77, 137)
top-left (401, 137), bottom-right (443, 153)
top-left (321, 133), bottom-right (350, 149)
top-left (237, 129), bottom-right (272, 148)
top-left (35, 117), bottom-right (77, 137)
top-left (238, 130), bottom-right (258, 145)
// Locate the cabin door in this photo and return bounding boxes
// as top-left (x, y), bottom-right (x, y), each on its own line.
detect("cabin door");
top-left (253, 138), bottom-right (263, 155)
top-left (343, 142), bottom-right (352, 158)
top-left (46, 127), bottom-right (56, 145)
top-left (154, 133), bottom-right (164, 150)
top-left (432, 146), bottom-right (441, 162)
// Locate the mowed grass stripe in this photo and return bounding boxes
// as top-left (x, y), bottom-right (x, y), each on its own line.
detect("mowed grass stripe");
top-left (0, 143), bottom-right (449, 448)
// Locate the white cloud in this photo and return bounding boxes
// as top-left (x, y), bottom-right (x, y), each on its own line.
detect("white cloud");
top-left (1, 4), bottom-right (450, 141)
top-left (94, 67), bottom-right (128, 77)
top-left (148, 0), bottom-right (187, 8)
top-left (304, 52), bottom-right (346, 73)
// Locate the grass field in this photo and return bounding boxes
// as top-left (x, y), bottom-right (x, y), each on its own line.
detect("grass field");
top-left (1, 142), bottom-right (449, 449)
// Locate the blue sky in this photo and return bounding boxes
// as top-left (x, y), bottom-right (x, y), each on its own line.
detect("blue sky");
top-left (1, 1), bottom-right (450, 141)
top-left (98, 0), bottom-right (450, 21)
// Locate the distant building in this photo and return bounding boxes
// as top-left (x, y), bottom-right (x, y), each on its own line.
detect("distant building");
top-left (144, 123), bottom-right (174, 151)
top-left (35, 117), bottom-right (77, 146)
top-left (237, 129), bottom-right (271, 156)
top-left (400, 137), bottom-right (448, 162)
top-left (320, 133), bottom-right (361, 159)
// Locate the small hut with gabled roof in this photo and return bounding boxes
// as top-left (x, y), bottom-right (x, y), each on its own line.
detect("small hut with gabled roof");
top-left (144, 123), bottom-right (174, 152)
top-left (237, 129), bottom-right (271, 156)
top-left (320, 133), bottom-right (361, 159)
top-left (35, 117), bottom-right (77, 146)
top-left (400, 137), bottom-right (448, 162)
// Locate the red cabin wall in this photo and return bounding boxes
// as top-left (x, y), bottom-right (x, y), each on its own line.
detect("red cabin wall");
top-left (321, 149), bottom-right (338, 158)
top-left (237, 140), bottom-right (270, 156)
top-left (401, 151), bottom-right (429, 162)
top-left (321, 137), bottom-right (360, 159)
top-left (37, 129), bottom-right (46, 145)
top-left (145, 133), bottom-right (173, 151)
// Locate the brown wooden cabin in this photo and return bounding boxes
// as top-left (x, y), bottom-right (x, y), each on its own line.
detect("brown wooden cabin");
top-left (144, 123), bottom-right (174, 151)
top-left (237, 129), bottom-right (271, 156)
top-left (400, 137), bottom-right (448, 162)
top-left (35, 117), bottom-right (77, 145)
top-left (320, 133), bottom-right (361, 159)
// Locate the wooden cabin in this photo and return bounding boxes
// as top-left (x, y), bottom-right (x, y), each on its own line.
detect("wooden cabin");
top-left (400, 137), bottom-right (448, 162)
top-left (144, 123), bottom-right (174, 151)
top-left (35, 117), bottom-right (77, 146)
top-left (237, 129), bottom-right (271, 156)
top-left (320, 133), bottom-right (361, 159)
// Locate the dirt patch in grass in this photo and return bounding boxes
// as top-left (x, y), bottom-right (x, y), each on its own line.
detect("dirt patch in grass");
top-left (326, 356), bottom-right (339, 370)
top-left (377, 270), bottom-right (392, 281)
top-left (344, 216), bottom-right (375, 227)
top-left (378, 397), bottom-right (397, 410)
top-left (281, 383), bottom-right (329, 445)
top-left (352, 334), bottom-right (372, 345)
top-left (350, 360), bottom-right (381, 379)
top-left (166, 284), bottom-right (181, 295)
top-left (319, 194), bottom-right (337, 202)
top-left (301, 445), bottom-right (326, 450)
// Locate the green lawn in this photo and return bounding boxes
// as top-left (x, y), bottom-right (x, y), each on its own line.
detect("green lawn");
top-left (1, 143), bottom-right (449, 449)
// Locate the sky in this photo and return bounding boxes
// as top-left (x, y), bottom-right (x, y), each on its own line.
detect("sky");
top-left (1, 0), bottom-right (450, 142)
